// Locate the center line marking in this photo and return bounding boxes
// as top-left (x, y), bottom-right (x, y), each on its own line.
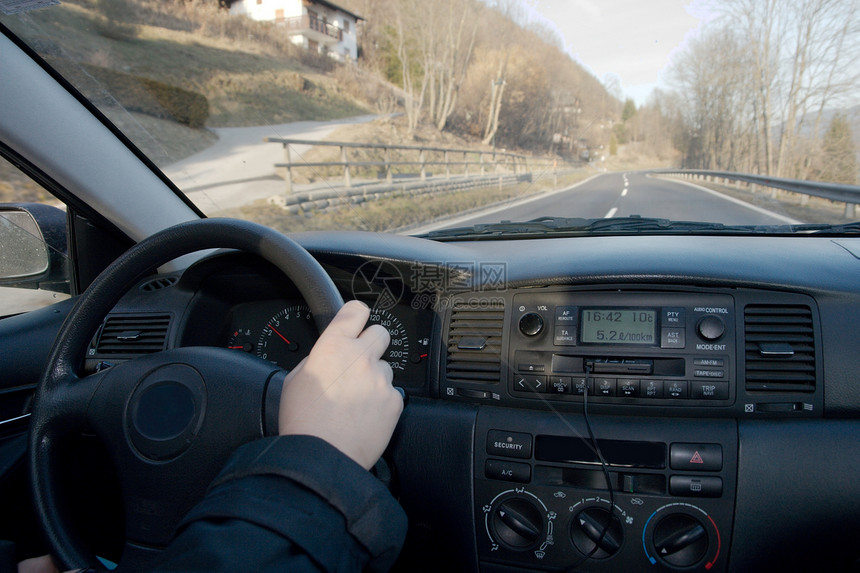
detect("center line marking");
top-left (621, 188), bottom-right (628, 196)
top-left (604, 207), bottom-right (618, 218)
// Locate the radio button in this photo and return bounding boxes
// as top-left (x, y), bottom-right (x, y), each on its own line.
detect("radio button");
top-left (518, 363), bottom-right (545, 373)
top-left (661, 328), bottom-right (686, 348)
top-left (666, 380), bottom-right (689, 398)
top-left (693, 358), bottom-right (724, 367)
top-left (694, 369), bottom-right (725, 378)
top-left (618, 380), bottom-right (640, 397)
top-left (572, 377), bottom-right (592, 396)
top-left (550, 376), bottom-right (572, 393)
top-left (691, 381), bottom-right (729, 400)
top-left (513, 375), bottom-right (547, 393)
top-left (485, 459), bottom-right (531, 483)
top-left (487, 430), bottom-right (532, 459)
top-left (555, 306), bottom-right (578, 323)
top-left (662, 307), bottom-right (686, 326)
top-left (642, 380), bottom-right (664, 398)
top-left (595, 378), bottom-right (616, 396)
top-left (553, 326), bottom-right (576, 346)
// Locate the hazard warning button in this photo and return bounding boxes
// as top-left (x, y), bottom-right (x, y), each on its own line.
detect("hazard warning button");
top-left (669, 443), bottom-right (722, 471)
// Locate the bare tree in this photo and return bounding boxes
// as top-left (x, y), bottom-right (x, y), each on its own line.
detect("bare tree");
top-left (394, 0), bottom-right (429, 135)
top-left (725, 0), bottom-right (860, 176)
top-left (482, 50), bottom-right (507, 145)
top-left (427, 0), bottom-right (480, 131)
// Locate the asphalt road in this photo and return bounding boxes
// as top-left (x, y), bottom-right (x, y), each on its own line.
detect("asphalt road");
top-left (414, 172), bottom-right (801, 234)
top-left (164, 114), bottom-right (380, 213)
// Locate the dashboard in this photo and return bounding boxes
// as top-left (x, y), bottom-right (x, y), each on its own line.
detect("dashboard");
top-left (83, 231), bottom-right (860, 572)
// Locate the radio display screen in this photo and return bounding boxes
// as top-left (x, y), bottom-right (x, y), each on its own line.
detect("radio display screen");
top-left (580, 308), bottom-right (657, 345)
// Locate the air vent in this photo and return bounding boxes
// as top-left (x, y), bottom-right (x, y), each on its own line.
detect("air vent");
top-left (95, 314), bottom-right (171, 355)
top-left (446, 301), bottom-right (505, 384)
top-left (140, 276), bottom-right (178, 292)
top-left (744, 305), bottom-right (815, 392)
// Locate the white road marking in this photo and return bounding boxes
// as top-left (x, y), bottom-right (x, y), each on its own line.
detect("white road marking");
top-left (621, 188), bottom-right (628, 197)
top-left (652, 176), bottom-right (802, 224)
top-left (604, 207), bottom-right (618, 218)
top-left (404, 172), bottom-right (603, 234)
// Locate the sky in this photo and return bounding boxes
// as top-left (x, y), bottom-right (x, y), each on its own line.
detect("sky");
top-left (522, 0), bottom-right (717, 105)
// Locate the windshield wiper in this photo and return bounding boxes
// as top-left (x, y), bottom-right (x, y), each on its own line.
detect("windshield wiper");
top-left (421, 216), bottom-right (807, 240)
top-left (804, 221), bottom-right (860, 234)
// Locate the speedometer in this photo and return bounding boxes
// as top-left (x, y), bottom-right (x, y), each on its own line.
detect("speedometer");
top-left (368, 308), bottom-right (410, 375)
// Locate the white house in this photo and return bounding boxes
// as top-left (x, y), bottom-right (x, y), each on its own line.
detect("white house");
top-left (226, 0), bottom-right (362, 62)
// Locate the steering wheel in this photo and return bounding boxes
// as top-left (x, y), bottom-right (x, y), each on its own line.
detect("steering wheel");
top-left (28, 219), bottom-right (344, 571)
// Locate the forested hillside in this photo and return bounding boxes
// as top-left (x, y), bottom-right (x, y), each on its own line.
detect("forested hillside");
top-left (661, 0), bottom-right (860, 183)
top-left (6, 0), bottom-right (856, 181)
top-left (337, 0), bottom-right (616, 155)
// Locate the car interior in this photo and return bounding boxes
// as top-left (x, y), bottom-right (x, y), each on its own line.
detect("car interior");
top-left (2, 8), bottom-right (860, 573)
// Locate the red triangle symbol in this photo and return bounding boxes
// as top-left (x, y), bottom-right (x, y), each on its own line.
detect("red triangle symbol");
top-left (690, 451), bottom-right (704, 464)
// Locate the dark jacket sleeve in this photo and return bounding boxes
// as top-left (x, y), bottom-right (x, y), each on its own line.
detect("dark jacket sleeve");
top-left (150, 435), bottom-right (407, 573)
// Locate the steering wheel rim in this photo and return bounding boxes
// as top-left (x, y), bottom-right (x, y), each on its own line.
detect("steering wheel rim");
top-left (28, 218), bottom-right (344, 570)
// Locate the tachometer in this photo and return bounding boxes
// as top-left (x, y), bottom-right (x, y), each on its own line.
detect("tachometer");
top-left (368, 307), bottom-right (410, 375)
top-left (256, 304), bottom-right (317, 370)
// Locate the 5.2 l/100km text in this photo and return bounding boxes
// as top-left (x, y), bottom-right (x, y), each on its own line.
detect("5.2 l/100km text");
top-left (592, 330), bottom-right (654, 342)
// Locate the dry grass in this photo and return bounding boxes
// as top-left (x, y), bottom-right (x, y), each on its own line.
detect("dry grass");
top-left (4, 0), bottom-right (370, 163)
top-left (604, 141), bottom-right (681, 172)
top-left (0, 157), bottom-right (57, 204)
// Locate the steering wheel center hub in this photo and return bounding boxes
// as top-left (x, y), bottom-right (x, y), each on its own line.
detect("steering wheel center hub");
top-left (126, 364), bottom-right (206, 461)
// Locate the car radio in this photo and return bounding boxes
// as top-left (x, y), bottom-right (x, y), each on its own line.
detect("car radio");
top-left (442, 289), bottom-right (738, 410)
top-left (508, 291), bottom-right (735, 406)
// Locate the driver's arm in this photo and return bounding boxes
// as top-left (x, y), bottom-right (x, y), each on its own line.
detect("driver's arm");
top-left (149, 300), bottom-right (407, 572)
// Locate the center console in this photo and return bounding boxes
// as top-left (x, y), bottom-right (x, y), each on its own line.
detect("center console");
top-left (437, 285), bottom-right (821, 571)
top-left (474, 409), bottom-right (737, 572)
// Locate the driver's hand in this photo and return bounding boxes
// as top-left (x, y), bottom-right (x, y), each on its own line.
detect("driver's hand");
top-left (278, 300), bottom-right (403, 470)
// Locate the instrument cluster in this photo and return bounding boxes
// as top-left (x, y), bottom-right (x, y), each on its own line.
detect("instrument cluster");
top-left (222, 298), bottom-right (432, 387)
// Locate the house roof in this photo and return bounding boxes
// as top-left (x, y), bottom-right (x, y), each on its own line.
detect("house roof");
top-left (311, 0), bottom-right (364, 21)
top-left (222, 0), bottom-right (363, 21)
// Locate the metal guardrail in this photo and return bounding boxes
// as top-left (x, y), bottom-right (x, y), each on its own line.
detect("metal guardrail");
top-left (268, 172), bottom-right (536, 212)
top-left (265, 137), bottom-right (560, 194)
top-left (652, 169), bottom-right (860, 218)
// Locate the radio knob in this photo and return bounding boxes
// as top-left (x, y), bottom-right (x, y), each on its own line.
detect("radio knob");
top-left (696, 315), bottom-right (725, 341)
top-left (518, 312), bottom-right (544, 336)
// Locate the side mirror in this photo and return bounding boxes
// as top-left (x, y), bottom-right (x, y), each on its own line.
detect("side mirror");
top-left (0, 203), bottom-right (69, 293)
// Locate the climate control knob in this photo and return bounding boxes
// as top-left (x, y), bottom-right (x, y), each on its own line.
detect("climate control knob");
top-left (490, 497), bottom-right (544, 550)
top-left (652, 514), bottom-right (709, 568)
top-left (570, 507), bottom-right (624, 559)
top-left (518, 312), bottom-right (544, 336)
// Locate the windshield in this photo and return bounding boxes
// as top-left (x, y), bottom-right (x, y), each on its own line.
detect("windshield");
top-left (2, 0), bottom-right (859, 236)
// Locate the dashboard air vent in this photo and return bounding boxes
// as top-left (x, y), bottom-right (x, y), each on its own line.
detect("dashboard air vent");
top-left (140, 276), bottom-right (178, 292)
top-left (744, 305), bottom-right (815, 392)
top-left (446, 301), bottom-right (505, 384)
top-left (95, 314), bottom-right (171, 355)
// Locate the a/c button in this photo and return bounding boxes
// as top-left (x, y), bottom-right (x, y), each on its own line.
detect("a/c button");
top-left (485, 459), bottom-right (531, 483)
